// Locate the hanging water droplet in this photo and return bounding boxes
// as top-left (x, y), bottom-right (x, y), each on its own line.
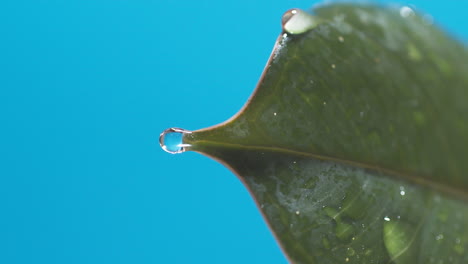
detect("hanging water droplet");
top-left (159, 127), bottom-right (192, 154)
top-left (281, 8), bottom-right (320, 35)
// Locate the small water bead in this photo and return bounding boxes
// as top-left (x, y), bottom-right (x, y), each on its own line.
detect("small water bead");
top-left (399, 6), bottom-right (414, 18)
top-left (281, 8), bottom-right (320, 34)
top-left (159, 127), bottom-right (192, 154)
top-left (423, 14), bottom-right (434, 25)
top-left (399, 186), bottom-right (406, 196)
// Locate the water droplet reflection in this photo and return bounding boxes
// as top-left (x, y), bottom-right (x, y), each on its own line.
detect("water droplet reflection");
top-left (159, 127), bottom-right (192, 154)
top-left (399, 186), bottom-right (406, 196)
top-left (281, 9), bottom-right (297, 26)
top-left (281, 8), bottom-right (320, 34)
top-left (400, 6), bottom-right (414, 18)
top-left (423, 14), bottom-right (434, 25)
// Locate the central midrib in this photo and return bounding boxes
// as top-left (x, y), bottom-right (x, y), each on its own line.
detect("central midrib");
top-left (190, 139), bottom-right (468, 200)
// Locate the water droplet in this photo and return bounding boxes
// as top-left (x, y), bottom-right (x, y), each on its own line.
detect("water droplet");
top-left (281, 8), bottom-right (320, 34)
top-left (159, 127), bottom-right (192, 154)
top-left (273, 112), bottom-right (277, 116)
top-left (400, 6), bottom-right (414, 18)
top-left (423, 14), bottom-right (434, 25)
top-left (281, 9), bottom-right (296, 26)
top-left (384, 216), bottom-right (391, 222)
top-left (295, 210), bottom-right (300, 215)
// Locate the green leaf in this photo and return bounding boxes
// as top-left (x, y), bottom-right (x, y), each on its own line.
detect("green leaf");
top-left (163, 3), bottom-right (468, 263)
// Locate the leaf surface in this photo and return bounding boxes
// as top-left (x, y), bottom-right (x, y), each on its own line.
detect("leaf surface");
top-left (179, 4), bottom-right (468, 263)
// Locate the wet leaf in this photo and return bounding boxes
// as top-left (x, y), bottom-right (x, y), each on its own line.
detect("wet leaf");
top-left (162, 3), bottom-right (468, 263)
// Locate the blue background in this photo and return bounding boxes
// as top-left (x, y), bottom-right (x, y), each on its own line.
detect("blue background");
top-left (1, 1), bottom-right (466, 263)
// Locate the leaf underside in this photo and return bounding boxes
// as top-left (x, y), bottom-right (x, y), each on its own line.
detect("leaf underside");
top-left (184, 4), bottom-right (468, 264)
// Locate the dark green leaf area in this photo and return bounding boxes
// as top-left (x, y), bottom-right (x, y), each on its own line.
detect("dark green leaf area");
top-left (184, 3), bottom-right (468, 264)
top-left (191, 4), bottom-right (468, 193)
top-left (198, 146), bottom-right (468, 264)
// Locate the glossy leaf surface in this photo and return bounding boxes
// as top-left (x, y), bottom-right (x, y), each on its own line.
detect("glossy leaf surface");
top-left (175, 4), bottom-right (468, 263)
